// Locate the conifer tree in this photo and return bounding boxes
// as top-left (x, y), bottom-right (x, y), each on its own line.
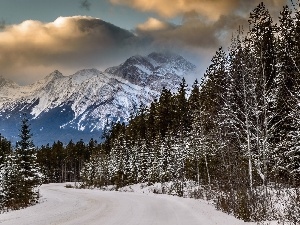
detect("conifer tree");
top-left (242, 3), bottom-right (277, 187)
top-left (15, 115), bottom-right (42, 207)
top-left (0, 135), bottom-right (12, 165)
top-left (157, 87), bottom-right (173, 137)
top-left (174, 78), bottom-right (190, 132)
top-left (271, 5), bottom-right (300, 184)
top-left (200, 47), bottom-right (228, 140)
top-left (81, 151), bottom-right (108, 187)
top-left (221, 31), bottom-right (257, 190)
top-left (0, 154), bottom-right (21, 210)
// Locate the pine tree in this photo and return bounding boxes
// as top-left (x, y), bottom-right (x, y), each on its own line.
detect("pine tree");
top-left (245, 2), bottom-right (277, 186)
top-left (148, 134), bottom-right (162, 183)
top-left (15, 115), bottom-right (42, 207)
top-left (199, 48), bottom-right (228, 187)
top-left (0, 154), bottom-right (21, 210)
top-left (146, 101), bottom-right (158, 140)
top-left (137, 138), bottom-right (149, 183)
top-left (74, 139), bottom-right (87, 182)
top-left (81, 151), bottom-right (109, 188)
top-left (271, 5), bottom-right (300, 184)
top-left (221, 31), bottom-right (257, 190)
top-left (160, 131), bottom-right (174, 182)
top-left (157, 87), bottom-right (173, 137)
top-left (282, 127), bottom-right (300, 186)
top-left (188, 80), bottom-right (205, 185)
top-left (0, 135), bottom-right (12, 165)
top-left (36, 144), bottom-right (52, 183)
top-left (174, 78), bottom-right (190, 132)
top-left (200, 47), bottom-right (228, 141)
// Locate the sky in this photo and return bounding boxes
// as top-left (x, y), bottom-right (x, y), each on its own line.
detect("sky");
top-left (0, 0), bottom-right (291, 84)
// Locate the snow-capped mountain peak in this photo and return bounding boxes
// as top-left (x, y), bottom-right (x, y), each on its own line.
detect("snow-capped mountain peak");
top-left (0, 52), bottom-right (196, 145)
top-left (45, 70), bottom-right (64, 80)
top-left (72, 68), bottom-right (101, 77)
top-left (105, 52), bottom-right (195, 86)
top-left (0, 76), bottom-right (19, 89)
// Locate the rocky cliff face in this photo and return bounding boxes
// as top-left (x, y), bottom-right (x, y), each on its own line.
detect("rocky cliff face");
top-left (0, 52), bottom-right (196, 145)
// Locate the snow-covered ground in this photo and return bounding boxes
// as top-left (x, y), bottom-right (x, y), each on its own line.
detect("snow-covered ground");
top-left (0, 183), bottom-right (251, 225)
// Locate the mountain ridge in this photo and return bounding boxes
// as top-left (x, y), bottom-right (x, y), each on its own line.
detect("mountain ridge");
top-left (0, 52), bottom-right (196, 145)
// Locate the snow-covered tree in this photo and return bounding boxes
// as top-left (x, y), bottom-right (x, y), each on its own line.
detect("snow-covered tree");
top-left (81, 152), bottom-right (108, 187)
top-left (244, 3), bottom-right (276, 187)
top-left (0, 154), bottom-right (21, 210)
top-left (270, 5), bottom-right (300, 185)
top-left (15, 115), bottom-right (43, 207)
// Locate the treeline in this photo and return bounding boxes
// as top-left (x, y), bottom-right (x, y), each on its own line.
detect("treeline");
top-left (80, 3), bottom-right (300, 222)
top-left (0, 117), bottom-right (97, 211)
top-left (0, 117), bottom-right (42, 211)
top-left (36, 139), bottom-right (97, 183)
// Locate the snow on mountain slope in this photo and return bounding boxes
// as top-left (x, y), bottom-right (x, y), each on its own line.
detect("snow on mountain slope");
top-left (0, 52), bottom-right (196, 145)
top-left (105, 52), bottom-right (196, 87)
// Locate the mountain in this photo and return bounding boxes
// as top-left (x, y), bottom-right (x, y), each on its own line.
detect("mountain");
top-left (105, 52), bottom-right (195, 88)
top-left (0, 52), bottom-right (196, 146)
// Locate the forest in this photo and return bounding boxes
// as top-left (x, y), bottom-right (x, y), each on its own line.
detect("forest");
top-left (0, 118), bottom-right (42, 211)
top-left (0, 2), bottom-right (300, 223)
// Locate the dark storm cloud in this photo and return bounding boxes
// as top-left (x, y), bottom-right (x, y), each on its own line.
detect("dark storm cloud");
top-left (80, 0), bottom-right (91, 11)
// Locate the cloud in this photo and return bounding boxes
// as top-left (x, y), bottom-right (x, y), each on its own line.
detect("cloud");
top-left (111, 0), bottom-right (239, 20)
top-left (0, 0), bottom-right (289, 84)
top-left (136, 14), bottom-right (248, 50)
top-left (134, 15), bottom-right (248, 84)
top-left (137, 18), bottom-right (172, 31)
top-left (0, 16), bottom-right (141, 83)
top-left (80, 0), bottom-right (91, 11)
top-left (134, 0), bottom-right (290, 53)
top-left (132, 0), bottom-right (287, 80)
top-left (110, 0), bottom-right (287, 20)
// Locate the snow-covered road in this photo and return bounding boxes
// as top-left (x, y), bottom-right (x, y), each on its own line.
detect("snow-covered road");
top-left (0, 183), bottom-right (248, 225)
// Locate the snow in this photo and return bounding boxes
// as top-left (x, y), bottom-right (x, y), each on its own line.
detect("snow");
top-left (136, 64), bottom-right (152, 75)
top-left (0, 53), bottom-right (196, 137)
top-left (0, 183), bottom-right (249, 225)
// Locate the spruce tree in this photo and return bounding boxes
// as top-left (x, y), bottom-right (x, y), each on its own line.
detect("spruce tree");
top-left (200, 47), bottom-right (228, 138)
top-left (222, 31), bottom-right (257, 190)
top-left (174, 78), bottom-right (190, 132)
top-left (157, 87), bottom-right (173, 137)
top-left (245, 2), bottom-right (277, 186)
top-left (271, 5), bottom-right (300, 184)
top-left (0, 135), bottom-right (12, 165)
top-left (15, 115), bottom-right (42, 207)
top-left (0, 154), bottom-right (21, 210)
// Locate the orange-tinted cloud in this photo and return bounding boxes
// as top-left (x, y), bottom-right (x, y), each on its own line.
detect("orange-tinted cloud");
top-left (136, 14), bottom-right (248, 49)
top-left (110, 0), bottom-right (287, 20)
top-left (133, 0), bottom-right (289, 51)
top-left (0, 16), bottom-right (137, 83)
top-left (110, 0), bottom-right (239, 20)
top-left (0, 0), bottom-right (289, 83)
top-left (137, 18), bottom-right (172, 31)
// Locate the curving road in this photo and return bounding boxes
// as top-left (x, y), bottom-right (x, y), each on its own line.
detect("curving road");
top-left (0, 183), bottom-right (248, 225)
